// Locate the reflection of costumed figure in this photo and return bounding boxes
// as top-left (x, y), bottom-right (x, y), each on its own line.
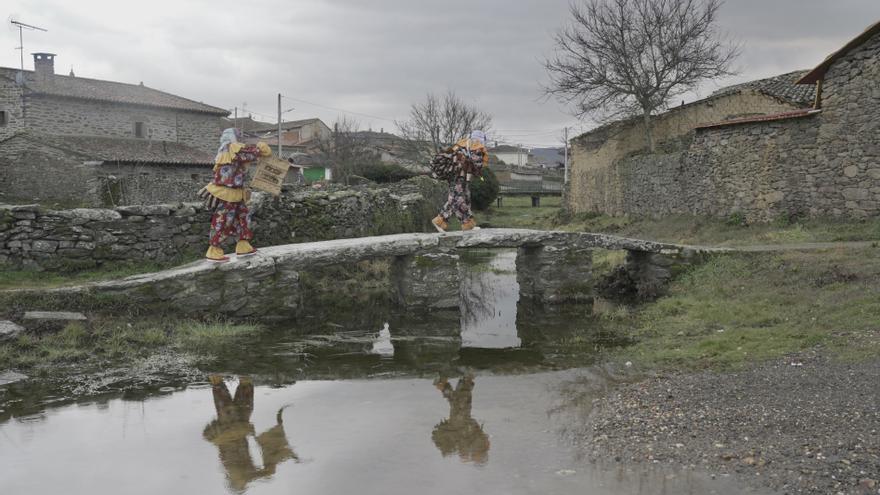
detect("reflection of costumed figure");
top-left (431, 374), bottom-right (490, 465)
top-left (203, 375), bottom-right (298, 494)
top-left (199, 128), bottom-right (272, 262)
top-left (431, 130), bottom-right (489, 233)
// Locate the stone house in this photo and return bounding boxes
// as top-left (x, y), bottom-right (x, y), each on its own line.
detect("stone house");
top-left (0, 53), bottom-right (228, 207)
top-left (566, 19), bottom-right (880, 221)
top-left (244, 118), bottom-right (332, 158)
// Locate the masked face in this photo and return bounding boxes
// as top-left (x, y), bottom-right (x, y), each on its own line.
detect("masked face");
top-left (469, 130), bottom-right (487, 145)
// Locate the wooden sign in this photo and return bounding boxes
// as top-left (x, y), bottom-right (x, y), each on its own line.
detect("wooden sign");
top-left (250, 157), bottom-right (290, 196)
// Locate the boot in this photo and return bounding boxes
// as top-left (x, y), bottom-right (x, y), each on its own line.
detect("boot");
top-left (235, 240), bottom-right (258, 256)
top-left (461, 218), bottom-right (479, 231)
top-left (432, 215), bottom-right (449, 233)
top-left (205, 245), bottom-right (229, 263)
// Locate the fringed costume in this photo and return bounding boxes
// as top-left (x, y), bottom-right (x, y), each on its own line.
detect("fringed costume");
top-left (199, 128), bottom-right (271, 262)
top-left (431, 130), bottom-right (489, 232)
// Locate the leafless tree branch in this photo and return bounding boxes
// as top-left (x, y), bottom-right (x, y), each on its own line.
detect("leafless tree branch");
top-left (545, 0), bottom-right (739, 151)
top-left (396, 90), bottom-right (493, 163)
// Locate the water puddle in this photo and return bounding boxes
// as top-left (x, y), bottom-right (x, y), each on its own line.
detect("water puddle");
top-left (0, 250), bottom-right (761, 494)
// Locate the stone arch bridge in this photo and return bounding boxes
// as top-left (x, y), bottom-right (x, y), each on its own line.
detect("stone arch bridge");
top-left (37, 229), bottom-right (722, 319)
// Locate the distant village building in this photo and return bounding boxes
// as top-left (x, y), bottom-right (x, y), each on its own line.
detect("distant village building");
top-left (0, 53), bottom-right (228, 206)
top-left (243, 118), bottom-right (332, 158)
top-left (489, 144), bottom-right (532, 167)
top-left (567, 19), bottom-right (880, 221)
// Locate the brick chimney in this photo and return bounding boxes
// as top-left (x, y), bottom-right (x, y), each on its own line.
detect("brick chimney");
top-left (32, 53), bottom-right (56, 83)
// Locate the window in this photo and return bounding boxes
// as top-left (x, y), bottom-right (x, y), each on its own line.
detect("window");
top-left (134, 121), bottom-right (145, 138)
top-left (0, 111), bottom-right (7, 127)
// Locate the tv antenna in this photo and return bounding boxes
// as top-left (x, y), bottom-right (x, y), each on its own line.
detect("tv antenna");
top-left (9, 18), bottom-right (48, 72)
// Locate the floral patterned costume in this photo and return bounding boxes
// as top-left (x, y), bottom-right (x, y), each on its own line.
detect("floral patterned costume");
top-left (200, 128), bottom-right (271, 261)
top-left (436, 136), bottom-right (488, 228)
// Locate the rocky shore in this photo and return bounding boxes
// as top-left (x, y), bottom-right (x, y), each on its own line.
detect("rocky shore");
top-left (583, 355), bottom-right (880, 494)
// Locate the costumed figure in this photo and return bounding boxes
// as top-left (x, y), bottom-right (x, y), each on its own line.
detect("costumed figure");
top-left (199, 128), bottom-right (271, 262)
top-left (430, 130), bottom-right (489, 232)
top-left (431, 374), bottom-right (490, 465)
top-left (203, 375), bottom-right (298, 493)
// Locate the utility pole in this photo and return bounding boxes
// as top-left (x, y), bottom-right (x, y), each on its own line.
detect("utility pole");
top-left (563, 126), bottom-right (569, 183)
top-left (233, 107), bottom-right (238, 131)
top-left (278, 93), bottom-right (283, 158)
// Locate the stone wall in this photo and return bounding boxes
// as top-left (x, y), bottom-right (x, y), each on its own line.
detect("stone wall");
top-left (23, 96), bottom-right (222, 154)
top-left (0, 176), bottom-right (447, 270)
top-left (0, 136), bottom-right (103, 207)
top-left (567, 33), bottom-right (880, 222)
top-left (95, 162), bottom-right (215, 207)
top-left (0, 138), bottom-right (217, 208)
top-left (0, 77), bottom-right (24, 142)
top-left (568, 90), bottom-right (800, 215)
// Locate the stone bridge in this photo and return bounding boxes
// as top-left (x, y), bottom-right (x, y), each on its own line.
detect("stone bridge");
top-left (34, 229), bottom-right (723, 319)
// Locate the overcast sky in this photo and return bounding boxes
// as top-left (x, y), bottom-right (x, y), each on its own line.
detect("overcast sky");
top-left (2, 0), bottom-right (877, 147)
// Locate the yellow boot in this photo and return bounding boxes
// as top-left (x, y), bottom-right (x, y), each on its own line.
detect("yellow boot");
top-left (235, 240), bottom-right (258, 256)
top-left (205, 246), bottom-right (229, 263)
top-left (431, 215), bottom-right (449, 233)
top-left (461, 218), bottom-right (479, 231)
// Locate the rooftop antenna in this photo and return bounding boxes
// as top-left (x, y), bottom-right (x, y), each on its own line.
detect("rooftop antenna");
top-left (9, 18), bottom-right (47, 73)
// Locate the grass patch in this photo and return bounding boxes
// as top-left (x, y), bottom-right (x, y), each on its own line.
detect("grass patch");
top-left (592, 249), bottom-right (627, 279)
top-left (0, 318), bottom-right (263, 370)
top-left (479, 196), bottom-right (880, 246)
top-left (554, 213), bottom-right (880, 246)
top-left (0, 256), bottom-right (200, 291)
top-left (611, 248), bottom-right (880, 370)
top-left (480, 195), bottom-right (561, 229)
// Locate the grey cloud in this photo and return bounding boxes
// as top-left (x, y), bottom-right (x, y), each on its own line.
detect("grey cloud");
top-left (1, 0), bottom-right (878, 146)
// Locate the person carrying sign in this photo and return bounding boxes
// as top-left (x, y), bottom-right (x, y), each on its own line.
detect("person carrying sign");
top-left (430, 130), bottom-right (489, 232)
top-left (198, 128), bottom-right (272, 262)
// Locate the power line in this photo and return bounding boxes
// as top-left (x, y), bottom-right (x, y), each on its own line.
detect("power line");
top-left (280, 95), bottom-right (398, 123)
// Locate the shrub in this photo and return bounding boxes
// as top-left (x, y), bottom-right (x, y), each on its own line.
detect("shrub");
top-left (471, 167), bottom-right (500, 211)
top-left (359, 163), bottom-right (417, 183)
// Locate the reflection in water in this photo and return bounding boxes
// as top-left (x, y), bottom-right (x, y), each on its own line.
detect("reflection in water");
top-left (371, 323), bottom-right (395, 357)
top-left (431, 375), bottom-right (490, 465)
top-left (203, 375), bottom-right (298, 493)
top-left (459, 250), bottom-right (521, 349)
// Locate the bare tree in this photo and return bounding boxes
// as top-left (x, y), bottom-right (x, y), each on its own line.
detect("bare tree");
top-left (314, 117), bottom-right (379, 185)
top-left (396, 90), bottom-right (493, 163)
top-left (545, 0), bottom-right (738, 151)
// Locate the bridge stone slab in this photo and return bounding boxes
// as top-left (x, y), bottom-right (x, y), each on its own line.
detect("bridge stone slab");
top-left (10, 229), bottom-right (719, 318)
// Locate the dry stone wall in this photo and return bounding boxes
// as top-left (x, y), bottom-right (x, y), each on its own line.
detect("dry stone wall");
top-left (567, 33), bottom-right (880, 222)
top-left (0, 176), bottom-right (446, 270)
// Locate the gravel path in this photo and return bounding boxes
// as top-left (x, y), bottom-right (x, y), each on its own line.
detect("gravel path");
top-left (582, 356), bottom-right (880, 494)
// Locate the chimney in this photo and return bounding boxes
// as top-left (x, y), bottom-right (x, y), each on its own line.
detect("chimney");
top-left (32, 53), bottom-right (56, 83)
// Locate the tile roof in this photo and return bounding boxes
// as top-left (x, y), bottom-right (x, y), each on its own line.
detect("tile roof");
top-left (574, 70), bottom-right (816, 142)
top-left (798, 20), bottom-right (880, 84)
top-left (0, 67), bottom-right (228, 115)
top-left (10, 133), bottom-right (214, 165)
top-left (223, 116), bottom-right (274, 130)
top-left (248, 118), bottom-right (325, 133)
top-left (695, 109), bottom-right (822, 130)
top-left (490, 144), bottom-right (528, 153)
top-left (711, 70), bottom-right (815, 107)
